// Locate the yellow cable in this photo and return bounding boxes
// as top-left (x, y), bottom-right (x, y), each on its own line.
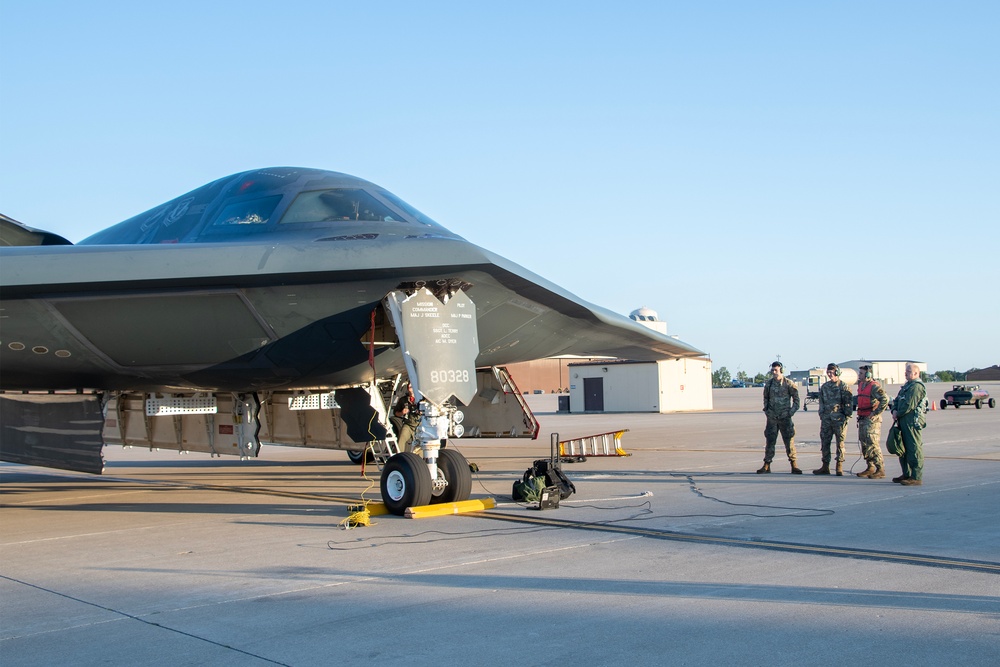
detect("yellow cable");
top-left (341, 441), bottom-right (379, 529)
top-left (340, 505), bottom-right (372, 529)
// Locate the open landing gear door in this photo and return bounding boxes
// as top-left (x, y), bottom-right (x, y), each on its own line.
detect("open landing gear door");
top-left (385, 287), bottom-right (479, 407)
top-left (0, 393), bottom-right (105, 473)
top-left (461, 367), bottom-right (539, 439)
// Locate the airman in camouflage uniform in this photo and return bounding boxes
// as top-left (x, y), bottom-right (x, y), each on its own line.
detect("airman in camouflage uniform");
top-left (757, 361), bottom-right (801, 474)
top-left (388, 398), bottom-right (418, 453)
top-left (855, 364), bottom-right (889, 478)
top-left (891, 363), bottom-right (927, 486)
top-left (814, 363), bottom-right (854, 476)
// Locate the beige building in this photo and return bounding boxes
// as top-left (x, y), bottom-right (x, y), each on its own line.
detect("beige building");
top-left (567, 357), bottom-right (713, 413)
top-left (838, 360), bottom-right (927, 386)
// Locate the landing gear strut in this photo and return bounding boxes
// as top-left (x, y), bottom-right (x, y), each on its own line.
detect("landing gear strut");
top-left (379, 286), bottom-right (479, 515)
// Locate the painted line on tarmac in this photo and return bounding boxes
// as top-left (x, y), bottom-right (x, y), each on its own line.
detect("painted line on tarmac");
top-left (477, 511), bottom-right (1000, 575)
top-left (493, 491), bottom-right (653, 507)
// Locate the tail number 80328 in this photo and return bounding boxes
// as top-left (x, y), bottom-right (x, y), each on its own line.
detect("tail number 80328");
top-left (430, 369), bottom-right (471, 384)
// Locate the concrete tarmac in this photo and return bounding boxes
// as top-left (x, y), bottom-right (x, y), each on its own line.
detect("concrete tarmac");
top-left (2, 384), bottom-right (999, 666)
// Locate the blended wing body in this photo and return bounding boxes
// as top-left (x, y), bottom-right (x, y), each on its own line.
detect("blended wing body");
top-left (1, 168), bottom-right (704, 490)
top-left (1, 167), bottom-right (703, 394)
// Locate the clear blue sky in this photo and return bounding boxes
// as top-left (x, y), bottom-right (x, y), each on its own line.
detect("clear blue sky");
top-left (2, 1), bottom-right (997, 375)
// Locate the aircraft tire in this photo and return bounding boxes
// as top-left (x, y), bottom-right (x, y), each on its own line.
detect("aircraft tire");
top-left (347, 448), bottom-right (373, 465)
top-left (431, 448), bottom-right (472, 504)
top-left (381, 452), bottom-right (432, 515)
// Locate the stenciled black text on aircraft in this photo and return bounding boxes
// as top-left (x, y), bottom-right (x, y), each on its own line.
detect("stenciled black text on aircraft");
top-left (0, 167), bottom-right (705, 513)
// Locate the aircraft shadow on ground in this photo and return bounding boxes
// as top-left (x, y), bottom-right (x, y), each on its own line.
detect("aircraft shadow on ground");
top-left (340, 571), bottom-right (1000, 616)
top-left (84, 563), bottom-right (1000, 617)
top-left (1, 500), bottom-right (337, 516)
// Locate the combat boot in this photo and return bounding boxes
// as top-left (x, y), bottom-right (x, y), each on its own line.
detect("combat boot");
top-left (756, 462), bottom-right (771, 474)
top-left (835, 462), bottom-right (843, 476)
top-left (870, 466), bottom-right (885, 479)
top-left (892, 475), bottom-right (908, 483)
top-left (856, 463), bottom-right (876, 478)
top-left (813, 463), bottom-right (830, 475)
top-left (789, 460), bottom-right (802, 474)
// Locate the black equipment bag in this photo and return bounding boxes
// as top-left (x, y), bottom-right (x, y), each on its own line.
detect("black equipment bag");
top-left (512, 433), bottom-right (577, 502)
top-left (529, 459), bottom-right (575, 499)
top-left (512, 472), bottom-right (547, 502)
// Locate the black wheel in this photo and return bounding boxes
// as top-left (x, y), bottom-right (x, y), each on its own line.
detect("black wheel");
top-left (990, 398), bottom-right (996, 409)
top-left (380, 452), bottom-right (432, 515)
top-left (975, 399), bottom-right (982, 409)
top-left (940, 399), bottom-right (948, 411)
top-left (431, 448), bottom-right (472, 504)
top-left (954, 404), bottom-right (960, 409)
top-left (347, 447), bottom-right (373, 464)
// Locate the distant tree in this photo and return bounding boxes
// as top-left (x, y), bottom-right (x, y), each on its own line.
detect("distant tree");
top-left (736, 370), bottom-right (750, 383)
top-left (712, 366), bottom-right (731, 388)
top-left (936, 370), bottom-right (955, 382)
top-left (753, 373), bottom-right (768, 384)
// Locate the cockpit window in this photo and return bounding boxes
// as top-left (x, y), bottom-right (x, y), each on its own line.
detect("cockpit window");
top-left (211, 195), bottom-right (282, 227)
top-left (377, 190), bottom-right (440, 226)
top-left (279, 189), bottom-right (400, 224)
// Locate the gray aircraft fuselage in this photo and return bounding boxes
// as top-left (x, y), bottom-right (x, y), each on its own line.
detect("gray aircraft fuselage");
top-left (0, 167), bottom-right (704, 394)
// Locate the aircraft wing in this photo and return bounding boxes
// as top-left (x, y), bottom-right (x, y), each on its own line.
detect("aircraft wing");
top-left (0, 213), bottom-right (73, 247)
top-left (467, 246), bottom-right (704, 363)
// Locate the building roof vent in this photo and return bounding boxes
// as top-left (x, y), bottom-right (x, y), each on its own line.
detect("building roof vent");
top-left (629, 306), bottom-right (658, 322)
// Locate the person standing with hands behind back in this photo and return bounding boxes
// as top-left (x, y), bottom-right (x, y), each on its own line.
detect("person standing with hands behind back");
top-left (757, 361), bottom-right (802, 474)
top-left (891, 363), bottom-right (927, 486)
top-left (814, 363), bottom-right (854, 476)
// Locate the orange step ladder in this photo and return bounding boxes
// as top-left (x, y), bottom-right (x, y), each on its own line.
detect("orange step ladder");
top-left (558, 429), bottom-right (630, 461)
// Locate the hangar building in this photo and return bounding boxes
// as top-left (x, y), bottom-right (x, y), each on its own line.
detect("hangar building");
top-left (788, 359), bottom-right (927, 391)
top-left (567, 357), bottom-right (713, 413)
top-left (791, 360), bottom-right (926, 388)
top-left (837, 360), bottom-right (927, 386)
top-left (967, 365), bottom-right (1000, 381)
